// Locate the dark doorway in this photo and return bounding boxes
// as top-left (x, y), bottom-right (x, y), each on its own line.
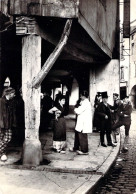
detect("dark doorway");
top-left (120, 86), bottom-right (126, 100)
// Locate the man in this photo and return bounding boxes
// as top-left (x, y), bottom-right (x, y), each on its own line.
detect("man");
top-left (112, 96), bottom-right (132, 151)
top-left (40, 89), bottom-right (53, 131)
top-left (0, 87), bottom-right (16, 161)
top-left (69, 90), bottom-right (92, 155)
top-left (96, 92), bottom-right (116, 147)
top-left (93, 92), bottom-right (102, 132)
top-left (113, 93), bottom-right (119, 104)
top-left (110, 93), bottom-right (120, 143)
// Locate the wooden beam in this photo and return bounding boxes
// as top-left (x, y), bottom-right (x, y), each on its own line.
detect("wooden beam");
top-left (16, 16), bottom-right (93, 62)
top-left (32, 19), bottom-right (72, 89)
top-left (9, 0), bottom-right (79, 18)
top-left (36, 21), bottom-right (93, 63)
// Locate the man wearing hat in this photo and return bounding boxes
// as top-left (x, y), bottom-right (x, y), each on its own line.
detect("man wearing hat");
top-left (0, 87), bottom-right (16, 161)
top-left (93, 92), bottom-right (102, 132)
top-left (112, 96), bottom-right (132, 151)
top-left (112, 93), bottom-right (120, 136)
top-left (113, 93), bottom-right (120, 117)
top-left (96, 92), bottom-right (116, 147)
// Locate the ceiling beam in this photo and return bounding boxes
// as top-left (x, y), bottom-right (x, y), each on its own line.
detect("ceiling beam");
top-left (9, 0), bottom-right (79, 18)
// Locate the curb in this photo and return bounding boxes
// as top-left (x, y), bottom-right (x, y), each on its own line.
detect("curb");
top-left (73, 134), bottom-right (121, 194)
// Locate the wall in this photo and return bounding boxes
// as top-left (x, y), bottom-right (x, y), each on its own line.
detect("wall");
top-left (129, 30), bottom-right (136, 94)
top-left (89, 59), bottom-right (120, 109)
top-left (129, 29), bottom-right (136, 108)
top-left (79, 0), bottom-right (118, 58)
top-left (69, 78), bottom-right (79, 106)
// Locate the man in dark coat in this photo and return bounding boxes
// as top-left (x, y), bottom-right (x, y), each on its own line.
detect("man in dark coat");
top-left (40, 89), bottom-right (53, 132)
top-left (0, 87), bottom-right (16, 161)
top-left (93, 92), bottom-right (102, 132)
top-left (112, 96), bottom-right (132, 150)
top-left (96, 92), bottom-right (116, 147)
top-left (112, 93), bottom-right (120, 135)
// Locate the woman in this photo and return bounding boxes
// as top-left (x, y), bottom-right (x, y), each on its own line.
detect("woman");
top-left (49, 95), bottom-right (67, 153)
top-left (70, 90), bottom-right (92, 155)
top-left (0, 87), bottom-right (16, 161)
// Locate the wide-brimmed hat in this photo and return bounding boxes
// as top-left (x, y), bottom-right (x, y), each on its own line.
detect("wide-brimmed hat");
top-left (101, 91), bottom-right (108, 98)
top-left (3, 87), bottom-right (15, 96)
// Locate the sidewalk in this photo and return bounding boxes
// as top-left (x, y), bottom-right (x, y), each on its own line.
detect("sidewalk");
top-left (0, 115), bottom-right (120, 194)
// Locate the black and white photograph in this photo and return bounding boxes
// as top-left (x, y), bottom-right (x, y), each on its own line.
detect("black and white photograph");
top-left (0, 0), bottom-right (136, 193)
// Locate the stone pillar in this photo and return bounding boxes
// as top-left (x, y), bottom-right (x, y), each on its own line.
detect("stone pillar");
top-left (22, 35), bottom-right (42, 165)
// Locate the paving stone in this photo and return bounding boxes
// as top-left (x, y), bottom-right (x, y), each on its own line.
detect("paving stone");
top-left (95, 112), bottom-right (136, 194)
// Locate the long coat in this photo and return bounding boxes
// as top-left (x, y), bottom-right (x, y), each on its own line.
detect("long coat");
top-left (95, 102), bottom-right (112, 129)
top-left (74, 98), bottom-right (92, 133)
top-left (52, 117), bottom-right (66, 141)
top-left (117, 103), bottom-right (132, 125)
top-left (0, 97), bottom-right (16, 129)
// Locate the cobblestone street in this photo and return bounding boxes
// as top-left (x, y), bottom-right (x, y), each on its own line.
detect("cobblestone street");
top-left (95, 111), bottom-right (136, 194)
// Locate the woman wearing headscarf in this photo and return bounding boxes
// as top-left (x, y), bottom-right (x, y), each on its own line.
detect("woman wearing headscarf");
top-left (0, 87), bottom-right (16, 161)
top-left (49, 95), bottom-right (67, 153)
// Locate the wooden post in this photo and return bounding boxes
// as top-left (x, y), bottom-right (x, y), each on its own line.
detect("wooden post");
top-left (22, 34), bottom-right (42, 165)
top-left (32, 19), bottom-right (72, 89)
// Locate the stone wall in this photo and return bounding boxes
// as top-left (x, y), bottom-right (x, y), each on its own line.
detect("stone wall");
top-left (79, 0), bottom-right (118, 58)
top-left (89, 59), bottom-right (120, 109)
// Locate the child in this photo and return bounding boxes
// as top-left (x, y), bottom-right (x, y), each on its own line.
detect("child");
top-left (51, 110), bottom-right (67, 153)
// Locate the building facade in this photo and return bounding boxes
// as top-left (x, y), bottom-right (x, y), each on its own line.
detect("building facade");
top-left (0, 0), bottom-right (120, 165)
top-left (129, 20), bottom-right (136, 109)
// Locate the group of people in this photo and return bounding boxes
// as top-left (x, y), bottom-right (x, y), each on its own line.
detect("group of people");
top-left (48, 90), bottom-right (92, 155)
top-left (93, 91), bottom-right (132, 151)
top-left (51, 89), bottom-right (132, 155)
top-left (0, 85), bottom-right (133, 161)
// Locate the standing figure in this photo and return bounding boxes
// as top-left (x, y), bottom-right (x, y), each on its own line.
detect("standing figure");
top-left (15, 88), bottom-right (25, 145)
top-left (70, 90), bottom-right (92, 155)
top-left (0, 87), bottom-right (16, 161)
top-left (93, 92), bottom-right (102, 132)
top-left (54, 95), bottom-right (67, 117)
top-left (40, 89), bottom-right (53, 132)
top-left (96, 92), bottom-right (116, 147)
top-left (49, 95), bottom-right (67, 153)
top-left (112, 96), bottom-right (132, 151)
top-left (54, 91), bottom-right (62, 107)
top-left (113, 93), bottom-right (120, 135)
top-left (51, 110), bottom-right (66, 153)
top-left (110, 93), bottom-right (119, 143)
